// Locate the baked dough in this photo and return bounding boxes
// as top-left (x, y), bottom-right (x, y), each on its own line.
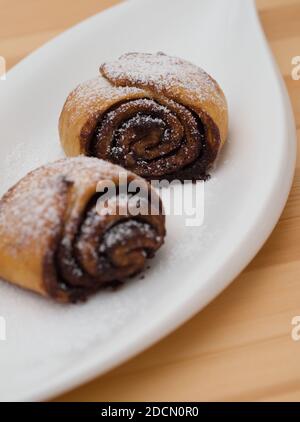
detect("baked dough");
top-left (59, 52), bottom-right (228, 180)
top-left (0, 157), bottom-right (165, 302)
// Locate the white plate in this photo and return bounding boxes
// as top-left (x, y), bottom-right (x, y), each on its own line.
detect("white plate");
top-left (0, 0), bottom-right (296, 402)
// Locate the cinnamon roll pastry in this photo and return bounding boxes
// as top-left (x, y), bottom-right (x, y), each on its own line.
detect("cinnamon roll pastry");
top-left (0, 157), bottom-right (165, 302)
top-left (59, 52), bottom-right (228, 181)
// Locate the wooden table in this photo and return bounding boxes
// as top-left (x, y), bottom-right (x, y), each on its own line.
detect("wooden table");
top-left (1, 0), bottom-right (300, 402)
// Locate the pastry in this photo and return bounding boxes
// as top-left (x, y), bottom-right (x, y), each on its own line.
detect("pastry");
top-left (0, 157), bottom-right (165, 302)
top-left (59, 52), bottom-right (228, 180)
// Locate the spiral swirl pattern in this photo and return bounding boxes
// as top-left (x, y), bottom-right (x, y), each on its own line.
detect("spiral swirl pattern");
top-left (0, 157), bottom-right (165, 302)
top-left (59, 52), bottom-right (228, 181)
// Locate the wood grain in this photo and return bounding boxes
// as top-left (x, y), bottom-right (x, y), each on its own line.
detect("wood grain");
top-left (0, 0), bottom-right (300, 402)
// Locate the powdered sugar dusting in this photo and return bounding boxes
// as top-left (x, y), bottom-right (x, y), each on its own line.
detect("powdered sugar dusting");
top-left (0, 157), bottom-right (124, 254)
top-left (0, 168), bottom-right (65, 254)
top-left (63, 77), bottom-right (146, 125)
top-left (101, 220), bottom-right (158, 251)
top-left (0, 157), bottom-right (163, 265)
top-left (101, 52), bottom-right (227, 113)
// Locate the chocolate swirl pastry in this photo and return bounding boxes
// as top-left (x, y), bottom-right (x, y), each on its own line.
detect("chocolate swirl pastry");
top-left (59, 52), bottom-right (228, 181)
top-left (0, 157), bottom-right (165, 302)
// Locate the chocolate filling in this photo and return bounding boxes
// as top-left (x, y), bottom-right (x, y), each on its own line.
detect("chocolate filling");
top-left (85, 98), bottom-right (219, 182)
top-left (44, 186), bottom-right (165, 302)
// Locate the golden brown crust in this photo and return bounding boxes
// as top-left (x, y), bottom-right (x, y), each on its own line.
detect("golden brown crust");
top-left (59, 77), bottom-right (150, 157)
top-left (0, 157), bottom-right (165, 302)
top-left (59, 52), bottom-right (228, 180)
top-left (101, 52), bottom-right (228, 146)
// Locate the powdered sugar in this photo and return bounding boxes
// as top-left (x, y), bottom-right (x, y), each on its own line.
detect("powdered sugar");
top-left (102, 220), bottom-right (157, 250)
top-left (101, 52), bottom-right (227, 112)
top-left (63, 77), bottom-right (145, 125)
top-left (0, 169), bottom-right (65, 253)
top-left (0, 156), bottom-right (164, 277)
top-left (0, 157), bottom-right (120, 254)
